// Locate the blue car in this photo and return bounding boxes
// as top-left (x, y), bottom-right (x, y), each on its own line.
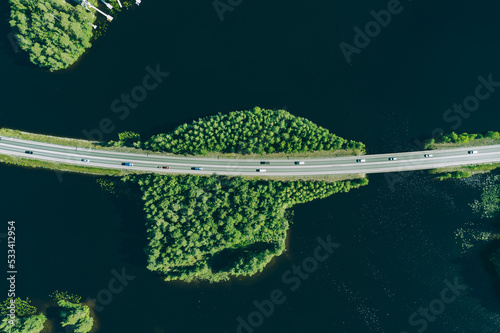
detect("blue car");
top-left (122, 162), bottom-right (133, 166)
top-left (191, 167), bottom-right (203, 171)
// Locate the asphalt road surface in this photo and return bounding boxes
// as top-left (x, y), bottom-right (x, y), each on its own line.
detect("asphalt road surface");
top-left (1, 136), bottom-right (500, 176)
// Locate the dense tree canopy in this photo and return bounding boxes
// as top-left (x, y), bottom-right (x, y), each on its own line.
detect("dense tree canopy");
top-left (0, 314), bottom-right (46, 333)
top-left (122, 174), bottom-right (368, 282)
top-left (0, 298), bottom-right (45, 333)
top-left (50, 291), bottom-right (82, 304)
top-left (0, 295), bottom-right (93, 333)
top-left (425, 131), bottom-right (500, 149)
top-left (9, 0), bottom-right (96, 71)
top-left (58, 300), bottom-right (93, 333)
top-left (0, 299), bottom-right (36, 318)
top-left (143, 107), bottom-right (365, 155)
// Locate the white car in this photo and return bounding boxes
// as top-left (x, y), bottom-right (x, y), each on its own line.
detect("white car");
top-left (81, 159), bottom-right (89, 162)
top-left (468, 150), bottom-right (478, 154)
top-left (256, 169), bottom-right (267, 172)
top-left (424, 154), bottom-right (433, 157)
top-left (294, 161), bottom-right (305, 165)
top-left (388, 157), bottom-right (397, 161)
top-left (356, 159), bottom-right (366, 163)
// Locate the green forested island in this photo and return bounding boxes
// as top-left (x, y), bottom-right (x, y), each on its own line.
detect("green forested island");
top-left (141, 107), bottom-right (365, 155)
top-left (0, 298), bottom-right (45, 333)
top-left (108, 174), bottom-right (368, 282)
top-left (8, 0), bottom-right (136, 71)
top-left (104, 108), bottom-right (369, 282)
top-left (0, 292), bottom-right (93, 333)
top-left (58, 300), bottom-right (94, 333)
top-left (8, 0), bottom-right (96, 71)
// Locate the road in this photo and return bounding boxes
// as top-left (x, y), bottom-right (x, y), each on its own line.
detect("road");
top-left (1, 136), bottom-right (500, 176)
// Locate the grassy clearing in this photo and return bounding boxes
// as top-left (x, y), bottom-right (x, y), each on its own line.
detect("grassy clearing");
top-left (201, 149), bottom-right (363, 160)
top-left (0, 128), bottom-right (158, 155)
top-left (0, 153), bottom-right (131, 176)
top-left (0, 128), bottom-right (96, 148)
top-left (429, 162), bottom-right (500, 180)
top-left (426, 138), bottom-right (500, 150)
top-left (240, 173), bottom-right (367, 182)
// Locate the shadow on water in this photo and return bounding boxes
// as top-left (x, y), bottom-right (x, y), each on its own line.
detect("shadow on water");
top-left (44, 305), bottom-right (67, 333)
top-left (104, 178), bottom-right (149, 268)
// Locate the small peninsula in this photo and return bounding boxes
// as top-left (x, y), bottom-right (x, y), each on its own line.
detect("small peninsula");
top-left (111, 174), bottom-right (367, 282)
top-left (8, 0), bottom-right (137, 71)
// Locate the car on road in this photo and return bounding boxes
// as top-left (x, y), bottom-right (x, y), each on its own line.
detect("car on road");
top-left (424, 154), bottom-right (433, 157)
top-left (157, 166), bottom-right (170, 169)
top-left (356, 159), bottom-right (366, 163)
top-left (81, 159), bottom-right (89, 162)
top-left (294, 161), bottom-right (305, 165)
top-left (388, 157), bottom-right (397, 161)
top-left (25, 151), bottom-right (33, 154)
top-left (256, 169), bottom-right (267, 172)
top-left (260, 161), bottom-right (270, 165)
top-left (468, 150), bottom-right (478, 154)
top-left (191, 167), bottom-right (203, 171)
top-left (122, 162), bottom-right (133, 166)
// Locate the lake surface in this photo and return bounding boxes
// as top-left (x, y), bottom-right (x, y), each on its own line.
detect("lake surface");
top-left (2, 0), bottom-right (500, 332)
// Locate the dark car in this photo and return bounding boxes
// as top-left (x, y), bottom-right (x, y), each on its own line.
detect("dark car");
top-left (157, 166), bottom-right (169, 169)
top-left (260, 161), bottom-right (270, 165)
top-left (25, 151), bottom-right (33, 154)
top-left (191, 167), bottom-right (203, 171)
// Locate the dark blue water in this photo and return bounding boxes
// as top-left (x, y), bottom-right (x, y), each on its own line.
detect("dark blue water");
top-left (2, 0), bottom-right (500, 332)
